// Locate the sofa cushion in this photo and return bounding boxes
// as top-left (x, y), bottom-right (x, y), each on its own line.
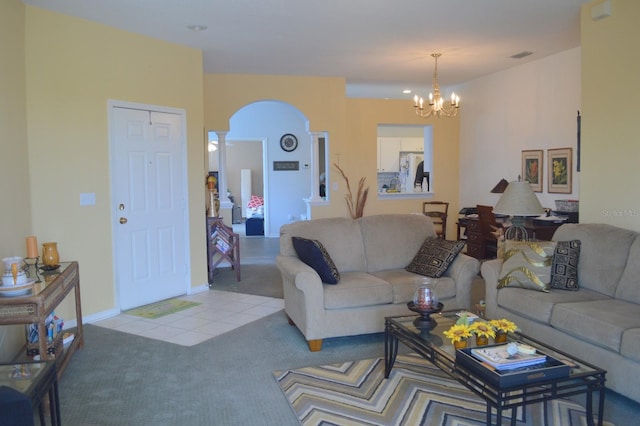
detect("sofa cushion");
top-left (498, 240), bottom-right (556, 292)
top-left (621, 328), bottom-right (640, 363)
top-left (550, 240), bottom-right (581, 291)
top-left (280, 217), bottom-right (366, 272)
top-left (406, 238), bottom-right (465, 278)
top-left (292, 237), bottom-right (340, 284)
top-left (550, 299), bottom-right (640, 353)
top-left (323, 271), bottom-right (393, 309)
top-left (615, 236), bottom-right (640, 304)
top-left (360, 214), bottom-right (436, 273)
top-left (553, 223), bottom-right (638, 296)
top-left (497, 287), bottom-right (609, 324)
top-left (371, 270), bottom-right (457, 304)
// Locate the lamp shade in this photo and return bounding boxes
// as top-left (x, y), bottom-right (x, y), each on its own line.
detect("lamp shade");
top-left (493, 181), bottom-right (544, 217)
top-left (490, 178), bottom-right (509, 193)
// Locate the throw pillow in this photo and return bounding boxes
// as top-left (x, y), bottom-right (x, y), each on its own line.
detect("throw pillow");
top-left (292, 237), bottom-right (340, 284)
top-left (550, 240), bottom-right (581, 291)
top-left (498, 240), bottom-right (557, 292)
top-left (406, 238), bottom-right (466, 278)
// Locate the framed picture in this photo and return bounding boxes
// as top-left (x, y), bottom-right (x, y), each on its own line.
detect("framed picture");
top-left (521, 150), bottom-right (543, 192)
top-left (548, 148), bottom-right (573, 194)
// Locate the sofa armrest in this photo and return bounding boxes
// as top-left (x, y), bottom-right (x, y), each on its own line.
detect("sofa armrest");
top-left (481, 258), bottom-right (503, 319)
top-left (276, 255), bottom-right (327, 337)
top-left (443, 253), bottom-right (481, 310)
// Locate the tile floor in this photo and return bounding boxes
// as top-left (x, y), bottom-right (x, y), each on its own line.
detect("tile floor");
top-left (94, 222), bottom-right (283, 346)
top-left (93, 290), bottom-right (284, 346)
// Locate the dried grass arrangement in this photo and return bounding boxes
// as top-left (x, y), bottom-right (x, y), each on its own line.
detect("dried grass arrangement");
top-left (334, 163), bottom-right (369, 219)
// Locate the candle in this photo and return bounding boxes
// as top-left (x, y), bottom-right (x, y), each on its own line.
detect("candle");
top-left (26, 236), bottom-right (38, 258)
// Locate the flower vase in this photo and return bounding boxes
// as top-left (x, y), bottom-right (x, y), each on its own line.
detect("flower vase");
top-left (454, 339), bottom-right (468, 350)
top-left (495, 331), bottom-right (508, 343)
top-left (475, 335), bottom-right (489, 346)
top-left (42, 242), bottom-right (60, 267)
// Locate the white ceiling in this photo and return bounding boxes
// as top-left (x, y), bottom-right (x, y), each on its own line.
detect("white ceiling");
top-left (22, 0), bottom-right (590, 99)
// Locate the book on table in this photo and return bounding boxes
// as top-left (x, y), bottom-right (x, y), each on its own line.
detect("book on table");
top-left (471, 344), bottom-right (546, 371)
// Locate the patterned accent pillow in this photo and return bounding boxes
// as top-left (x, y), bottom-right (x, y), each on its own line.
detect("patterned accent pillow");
top-left (292, 237), bottom-right (340, 284)
top-left (498, 240), bottom-right (557, 292)
top-left (406, 238), bottom-right (466, 278)
top-left (550, 240), bottom-right (581, 291)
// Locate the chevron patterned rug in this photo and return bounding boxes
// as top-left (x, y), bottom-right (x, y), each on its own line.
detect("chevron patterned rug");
top-left (274, 353), bottom-right (613, 426)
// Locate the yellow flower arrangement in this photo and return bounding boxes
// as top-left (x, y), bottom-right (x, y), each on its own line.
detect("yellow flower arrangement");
top-left (469, 322), bottom-right (496, 339)
top-left (489, 319), bottom-right (518, 334)
top-left (443, 324), bottom-right (472, 343)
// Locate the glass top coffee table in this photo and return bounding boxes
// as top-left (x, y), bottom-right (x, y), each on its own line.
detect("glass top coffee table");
top-left (384, 310), bottom-right (606, 426)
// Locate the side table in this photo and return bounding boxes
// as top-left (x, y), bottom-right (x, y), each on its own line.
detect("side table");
top-left (0, 361), bottom-right (60, 426)
top-left (0, 262), bottom-right (83, 378)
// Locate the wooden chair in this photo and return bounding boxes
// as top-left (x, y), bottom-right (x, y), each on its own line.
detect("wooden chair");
top-left (422, 201), bottom-right (449, 239)
top-left (476, 205), bottom-right (499, 259)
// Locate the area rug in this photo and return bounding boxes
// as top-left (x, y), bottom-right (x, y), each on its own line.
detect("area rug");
top-left (124, 299), bottom-right (201, 319)
top-left (274, 353), bottom-right (612, 426)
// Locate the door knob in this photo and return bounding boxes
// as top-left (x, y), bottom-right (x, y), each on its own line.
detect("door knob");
top-left (119, 217), bottom-right (128, 224)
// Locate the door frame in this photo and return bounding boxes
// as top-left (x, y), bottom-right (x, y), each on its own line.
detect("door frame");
top-left (107, 99), bottom-right (191, 310)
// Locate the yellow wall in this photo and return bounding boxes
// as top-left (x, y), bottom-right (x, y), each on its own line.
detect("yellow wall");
top-left (203, 75), bottom-right (461, 236)
top-left (24, 7), bottom-right (206, 319)
top-left (581, 0), bottom-right (640, 229)
top-left (0, 0), bottom-right (32, 359)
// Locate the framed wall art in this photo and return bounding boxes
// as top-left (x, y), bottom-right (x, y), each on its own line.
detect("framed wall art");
top-left (521, 150), bottom-right (543, 192)
top-left (548, 148), bottom-right (573, 194)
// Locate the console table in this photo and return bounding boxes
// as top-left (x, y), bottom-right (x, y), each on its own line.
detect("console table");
top-left (457, 217), bottom-right (563, 260)
top-left (0, 261), bottom-right (83, 378)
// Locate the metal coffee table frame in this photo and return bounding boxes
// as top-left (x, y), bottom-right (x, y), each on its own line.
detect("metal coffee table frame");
top-left (384, 311), bottom-right (607, 426)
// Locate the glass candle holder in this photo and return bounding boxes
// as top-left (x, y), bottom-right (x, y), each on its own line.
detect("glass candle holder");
top-left (413, 277), bottom-right (439, 310)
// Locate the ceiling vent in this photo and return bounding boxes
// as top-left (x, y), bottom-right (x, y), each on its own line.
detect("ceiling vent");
top-left (510, 51), bottom-right (533, 59)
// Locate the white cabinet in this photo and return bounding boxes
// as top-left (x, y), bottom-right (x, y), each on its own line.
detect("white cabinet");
top-left (400, 138), bottom-right (424, 152)
top-left (378, 137), bottom-right (424, 173)
top-left (377, 138), bottom-right (401, 172)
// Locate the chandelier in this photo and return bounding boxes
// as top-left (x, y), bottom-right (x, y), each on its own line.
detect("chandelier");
top-left (413, 53), bottom-right (460, 118)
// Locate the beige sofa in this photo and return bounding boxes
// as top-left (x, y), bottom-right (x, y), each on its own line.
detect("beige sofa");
top-left (482, 223), bottom-right (640, 402)
top-left (277, 214), bottom-right (481, 351)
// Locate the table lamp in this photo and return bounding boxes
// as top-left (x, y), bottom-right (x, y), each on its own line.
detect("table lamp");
top-left (493, 180), bottom-right (544, 240)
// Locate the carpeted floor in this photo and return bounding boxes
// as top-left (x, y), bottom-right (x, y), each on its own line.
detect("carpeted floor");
top-left (209, 264), bottom-right (283, 299)
top-left (57, 261), bottom-right (639, 425)
top-left (274, 353), bottom-right (613, 426)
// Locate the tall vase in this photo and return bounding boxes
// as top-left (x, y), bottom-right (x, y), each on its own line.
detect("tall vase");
top-left (42, 242), bottom-right (60, 267)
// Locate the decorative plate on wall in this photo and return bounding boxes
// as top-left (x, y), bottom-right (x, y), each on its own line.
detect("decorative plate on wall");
top-left (280, 133), bottom-right (298, 152)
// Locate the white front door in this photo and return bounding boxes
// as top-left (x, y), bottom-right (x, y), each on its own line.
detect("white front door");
top-left (111, 105), bottom-right (189, 310)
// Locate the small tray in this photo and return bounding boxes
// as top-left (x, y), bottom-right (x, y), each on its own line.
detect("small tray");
top-left (456, 343), bottom-right (570, 388)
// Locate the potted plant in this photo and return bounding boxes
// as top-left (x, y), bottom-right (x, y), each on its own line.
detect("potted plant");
top-left (489, 319), bottom-right (518, 343)
top-left (443, 313), bottom-right (472, 349)
top-left (469, 321), bottom-right (496, 346)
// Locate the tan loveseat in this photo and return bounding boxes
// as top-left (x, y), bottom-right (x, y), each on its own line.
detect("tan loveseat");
top-left (277, 214), bottom-right (481, 351)
top-left (482, 223), bottom-right (640, 402)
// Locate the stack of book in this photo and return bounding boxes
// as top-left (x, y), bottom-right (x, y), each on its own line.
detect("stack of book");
top-left (471, 344), bottom-right (546, 371)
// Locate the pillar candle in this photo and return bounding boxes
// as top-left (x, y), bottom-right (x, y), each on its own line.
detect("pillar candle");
top-left (26, 236), bottom-right (38, 258)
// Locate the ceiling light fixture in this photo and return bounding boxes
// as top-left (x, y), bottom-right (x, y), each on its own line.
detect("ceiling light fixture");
top-left (413, 53), bottom-right (460, 118)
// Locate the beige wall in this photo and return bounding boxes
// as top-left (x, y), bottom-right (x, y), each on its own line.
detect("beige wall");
top-left (24, 7), bottom-right (205, 322)
top-left (0, 0), bottom-right (32, 360)
top-left (203, 75), bottom-right (461, 237)
top-left (581, 0), bottom-right (640, 229)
